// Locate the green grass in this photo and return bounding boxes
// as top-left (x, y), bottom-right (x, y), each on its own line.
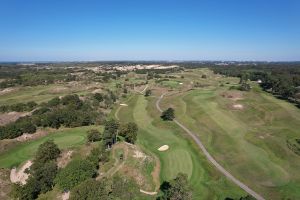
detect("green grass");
top-left (113, 94), bottom-right (245, 200)
top-left (161, 69), bottom-right (300, 199)
top-left (0, 126), bottom-right (99, 168)
top-left (0, 83), bottom-right (93, 105)
top-left (161, 80), bottom-right (181, 88)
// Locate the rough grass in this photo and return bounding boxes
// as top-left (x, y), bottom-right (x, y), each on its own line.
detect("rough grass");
top-left (114, 94), bottom-right (245, 199)
top-left (161, 69), bottom-right (300, 200)
top-left (0, 126), bottom-right (98, 168)
top-left (0, 83), bottom-right (95, 105)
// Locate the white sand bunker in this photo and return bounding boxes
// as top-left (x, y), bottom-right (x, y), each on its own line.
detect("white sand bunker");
top-left (179, 82), bottom-right (183, 85)
top-left (233, 104), bottom-right (244, 109)
top-left (158, 145), bottom-right (169, 151)
top-left (61, 191), bottom-right (70, 200)
top-left (10, 160), bottom-right (32, 185)
top-left (120, 103), bottom-right (128, 106)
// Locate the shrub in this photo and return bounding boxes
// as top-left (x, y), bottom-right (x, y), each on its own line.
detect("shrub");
top-left (55, 159), bottom-right (96, 190)
top-left (161, 108), bottom-right (175, 121)
top-left (87, 129), bottom-right (101, 142)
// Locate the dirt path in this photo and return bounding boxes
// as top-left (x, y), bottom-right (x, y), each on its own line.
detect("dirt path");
top-left (97, 143), bottom-right (129, 180)
top-left (156, 93), bottom-right (265, 200)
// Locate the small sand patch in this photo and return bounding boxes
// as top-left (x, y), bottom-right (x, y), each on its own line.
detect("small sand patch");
top-left (61, 191), bottom-right (70, 200)
top-left (133, 150), bottom-right (147, 160)
top-left (10, 160), bottom-right (32, 185)
top-left (120, 103), bottom-right (128, 106)
top-left (179, 82), bottom-right (183, 85)
top-left (140, 189), bottom-right (158, 195)
top-left (0, 88), bottom-right (17, 95)
top-left (57, 150), bottom-right (73, 168)
top-left (158, 145), bottom-right (169, 151)
top-left (232, 104), bottom-right (244, 110)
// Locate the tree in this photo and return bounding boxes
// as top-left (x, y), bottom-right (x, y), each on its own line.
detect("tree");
top-left (61, 94), bottom-right (83, 109)
top-left (32, 161), bottom-right (58, 193)
top-left (34, 140), bottom-right (61, 164)
top-left (47, 97), bottom-right (60, 107)
top-left (145, 89), bottom-right (152, 97)
top-left (119, 122), bottom-right (138, 144)
top-left (159, 173), bottom-right (192, 200)
top-left (94, 93), bottom-right (103, 102)
top-left (16, 117), bottom-right (36, 134)
top-left (55, 159), bottom-right (96, 190)
top-left (239, 82), bottom-right (251, 91)
top-left (70, 179), bottom-right (111, 200)
top-left (87, 129), bottom-right (101, 142)
top-left (103, 119), bottom-right (119, 147)
top-left (161, 108), bottom-right (175, 121)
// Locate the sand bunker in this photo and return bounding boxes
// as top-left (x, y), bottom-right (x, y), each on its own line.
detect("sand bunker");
top-left (232, 104), bottom-right (244, 109)
top-left (179, 82), bottom-right (183, 85)
top-left (158, 145), bottom-right (169, 151)
top-left (10, 160), bottom-right (32, 185)
top-left (120, 103), bottom-right (128, 106)
top-left (61, 191), bottom-right (70, 200)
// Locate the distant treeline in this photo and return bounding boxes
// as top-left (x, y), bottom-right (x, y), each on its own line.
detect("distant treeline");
top-left (0, 66), bottom-right (76, 88)
top-left (210, 64), bottom-right (300, 106)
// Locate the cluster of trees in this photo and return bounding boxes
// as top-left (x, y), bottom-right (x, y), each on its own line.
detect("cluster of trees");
top-left (93, 91), bottom-right (117, 109)
top-left (101, 119), bottom-right (139, 148)
top-left (211, 64), bottom-right (300, 105)
top-left (12, 140), bottom-right (61, 199)
top-left (158, 173), bottom-right (193, 200)
top-left (0, 101), bottom-right (37, 113)
top-left (0, 116), bottom-right (36, 139)
top-left (0, 94), bottom-right (103, 140)
top-left (0, 67), bottom-right (77, 89)
top-left (161, 108), bottom-right (175, 121)
top-left (70, 176), bottom-right (143, 200)
top-left (55, 143), bottom-right (109, 191)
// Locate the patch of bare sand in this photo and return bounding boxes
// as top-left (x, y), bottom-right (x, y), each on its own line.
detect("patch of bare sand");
top-left (16, 130), bottom-right (48, 142)
top-left (92, 88), bottom-right (102, 94)
top-left (10, 160), bottom-right (32, 185)
top-left (61, 191), bottom-right (70, 200)
top-left (0, 87), bottom-right (18, 95)
top-left (57, 150), bottom-right (73, 168)
top-left (158, 145), bottom-right (169, 151)
top-left (232, 104), bottom-right (244, 110)
top-left (0, 111), bottom-right (30, 126)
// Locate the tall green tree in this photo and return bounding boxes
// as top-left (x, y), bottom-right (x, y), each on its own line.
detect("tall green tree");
top-left (161, 108), bottom-right (175, 121)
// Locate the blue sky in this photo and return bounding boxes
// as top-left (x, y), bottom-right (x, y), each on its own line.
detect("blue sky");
top-left (0, 0), bottom-right (299, 61)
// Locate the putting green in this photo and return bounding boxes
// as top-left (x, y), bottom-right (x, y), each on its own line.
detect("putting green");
top-left (0, 126), bottom-right (96, 168)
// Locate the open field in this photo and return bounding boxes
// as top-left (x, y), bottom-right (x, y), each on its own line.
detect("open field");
top-left (159, 69), bottom-right (300, 199)
top-left (113, 94), bottom-right (245, 199)
top-left (0, 126), bottom-right (100, 168)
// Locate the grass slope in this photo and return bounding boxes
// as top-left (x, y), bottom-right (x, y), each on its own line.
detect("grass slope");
top-left (114, 94), bottom-right (245, 200)
top-left (162, 69), bottom-right (300, 199)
